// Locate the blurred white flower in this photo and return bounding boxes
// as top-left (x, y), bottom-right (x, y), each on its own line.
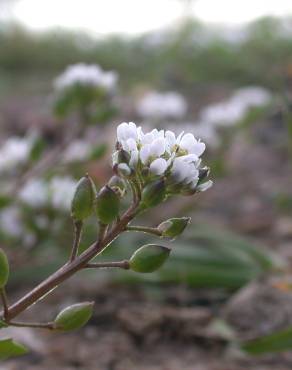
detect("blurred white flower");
top-left (0, 136), bottom-right (33, 173)
top-left (54, 63), bottom-right (118, 92)
top-left (63, 140), bottom-right (91, 163)
top-left (137, 91), bottom-right (187, 119)
top-left (200, 86), bottom-right (271, 127)
top-left (0, 206), bottom-right (23, 237)
top-left (19, 179), bottom-right (48, 208)
top-left (49, 176), bottom-right (77, 211)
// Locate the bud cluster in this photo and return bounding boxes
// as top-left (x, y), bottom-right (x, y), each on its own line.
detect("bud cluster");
top-left (112, 122), bottom-right (212, 205)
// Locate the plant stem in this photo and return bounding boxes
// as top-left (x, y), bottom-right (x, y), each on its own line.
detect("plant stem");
top-left (3, 201), bottom-right (139, 321)
top-left (0, 288), bottom-right (8, 320)
top-left (69, 220), bottom-right (83, 262)
top-left (8, 320), bottom-right (55, 330)
top-left (126, 225), bottom-right (161, 236)
top-left (85, 260), bottom-right (129, 269)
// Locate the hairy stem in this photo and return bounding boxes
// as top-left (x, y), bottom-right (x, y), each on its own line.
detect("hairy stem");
top-left (85, 260), bottom-right (129, 269)
top-left (126, 225), bottom-right (161, 236)
top-left (8, 320), bottom-right (55, 330)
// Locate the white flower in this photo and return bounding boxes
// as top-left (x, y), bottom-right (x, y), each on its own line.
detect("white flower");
top-left (114, 122), bottom-right (210, 195)
top-left (54, 63), bottom-right (118, 92)
top-left (149, 158), bottom-right (168, 175)
top-left (137, 91), bottom-right (187, 119)
top-left (49, 176), bottom-right (77, 211)
top-left (0, 136), bottom-right (33, 173)
top-left (63, 140), bottom-right (91, 163)
top-left (0, 207), bottom-right (23, 237)
top-left (19, 179), bottom-right (48, 208)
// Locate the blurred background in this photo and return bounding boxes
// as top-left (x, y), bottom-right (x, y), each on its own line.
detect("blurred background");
top-left (2, 0), bottom-right (292, 369)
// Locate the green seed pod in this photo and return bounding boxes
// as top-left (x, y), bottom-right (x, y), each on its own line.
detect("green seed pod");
top-left (141, 179), bottom-right (166, 209)
top-left (0, 249), bottom-right (9, 289)
top-left (54, 302), bottom-right (94, 332)
top-left (96, 185), bottom-right (120, 224)
top-left (158, 217), bottom-right (191, 239)
top-left (129, 244), bottom-right (171, 273)
top-left (71, 175), bottom-right (96, 221)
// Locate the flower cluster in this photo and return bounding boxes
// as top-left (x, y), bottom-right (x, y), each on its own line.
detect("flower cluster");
top-left (113, 122), bottom-right (212, 196)
top-left (54, 63), bottom-right (118, 92)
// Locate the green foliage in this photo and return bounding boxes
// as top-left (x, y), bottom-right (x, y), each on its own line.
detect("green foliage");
top-left (129, 244), bottom-right (171, 273)
top-left (0, 249), bottom-right (9, 289)
top-left (0, 338), bottom-right (28, 360)
top-left (242, 327), bottom-right (292, 355)
top-left (54, 302), bottom-right (94, 331)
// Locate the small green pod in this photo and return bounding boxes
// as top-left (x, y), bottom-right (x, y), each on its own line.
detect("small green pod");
top-left (129, 244), bottom-right (171, 273)
top-left (140, 179), bottom-right (166, 209)
top-left (54, 302), bottom-right (94, 332)
top-left (0, 249), bottom-right (9, 289)
top-left (71, 175), bottom-right (96, 221)
top-left (96, 185), bottom-right (120, 224)
top-left (158, 217), bottom-right (191, 239)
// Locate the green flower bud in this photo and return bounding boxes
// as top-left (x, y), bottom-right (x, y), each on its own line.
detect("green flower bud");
top-left (118, 149), bottom-right (131, 164)
top-left (140, 179), bottom-right (166, 209)
top-left (129, 244), bottom-right (171, 273)
top-left (117, 163), bottom-right (132, 177)
top-left (198, 167), bottom-right (210, 183)
top-left (108, 176), bottom-right (127, 197)
top-left (0, 249), bottom-right (9, 289)
top-left (158, 217), bottom-right (191, 239)
top-left (71, 175), bottom-right (96, 221)
top-left (96, 185), bottom-right (120, 224)
top-left (54, 302), bottom-right (94, 332)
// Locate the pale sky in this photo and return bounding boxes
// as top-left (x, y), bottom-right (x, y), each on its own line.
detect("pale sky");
top-left (5, 0), bottom-right (292, 35)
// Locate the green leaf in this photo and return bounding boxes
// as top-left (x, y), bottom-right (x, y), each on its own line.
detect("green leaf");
top-left (0, 249), bottom-right (9, 288)
top-left (129, 244), bottom-right (171, 273)
top-left (242, 327), bottom-right (292, 355)
top-left (54, 302), bottom-right (94, 332)
top-left (0, 338), bottom-right (28, 360)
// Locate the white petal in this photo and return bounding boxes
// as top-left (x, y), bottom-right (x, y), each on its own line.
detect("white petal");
top-left (196, 180), bottom-right (213, 192)
top-left (150, 158), bottom-right (168, 175)
top-left (140, 145), bottom-right (151, 164)
top-left (117, 122), bottom-right (129, 141)
top-left (150, 138), bottom-right (166, 157)
top-left (129, 150), bottom-right (139, 166)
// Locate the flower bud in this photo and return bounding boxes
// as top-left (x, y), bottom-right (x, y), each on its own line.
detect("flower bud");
top-left (71, 175), bottom-right (96, 221)
top-left (0, 249), bottom-right (9, 289)
top-left (118, 149), bottom-right (131, 164)
top-left (108, 176), bottom-right (126, 197)
top-left (54, 302), bottom-right (94, 332)
top-left (196, 180), bottom-right (213, 192)
top-left (96, 185), bottom-right (120, 224)
top-left (198, 167), bottom-right (210, 182)
top-left (141, 179), bottom-right (166, 209)
top-left (158, 217), bottom-right (191, 239)
top-left (117, 163), bottom-right (132, 177)
top-left (129, 244), bottom-right (171, 273)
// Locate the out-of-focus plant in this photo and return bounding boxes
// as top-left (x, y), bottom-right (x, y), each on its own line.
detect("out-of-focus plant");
top-left (0, 122), bottom-right (212, 359)
top-left (53, 63), bottom-right (118, 125)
